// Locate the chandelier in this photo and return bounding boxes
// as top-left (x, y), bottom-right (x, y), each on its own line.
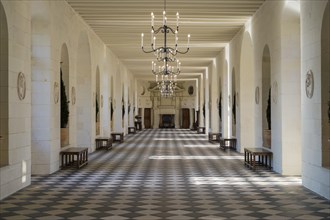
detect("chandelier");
top-left (141, 0), bottom-right (190, 97)
top-left (159, 80), bottom-right (175, 97)
top-left (141, 0), bottom-right (190, 76)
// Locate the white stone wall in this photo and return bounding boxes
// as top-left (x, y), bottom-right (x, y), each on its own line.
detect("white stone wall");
top-left (300, 0), bottom-right (330, 200)
top-left (1, 0), bottom-right (134, 199)
top-left (0, 0), bottom-right (32, 199)
top-left (228, 0), bottom-right (302, 175)
top-left (216, 50), bottom-right (227, 136)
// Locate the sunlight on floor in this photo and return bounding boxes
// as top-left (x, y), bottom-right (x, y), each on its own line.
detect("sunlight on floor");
top-left (154, 138), bottom-right (206, 141)
top-left (190, 176), bottom-right (302, 186)
top-left (149, 155), bottom-right (244, 160)
top-left (183, 144), bottom-right (218, 148)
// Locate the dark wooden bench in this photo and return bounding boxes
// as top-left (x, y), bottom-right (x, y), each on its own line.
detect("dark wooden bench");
top-left (128, 127), bottom-right (136, 134)
top-left (111, 132), bottom-right (124, 143)
top-left (60, 147), bottom-right (88, 169)
top-left (208, 132), bottom-right (221, 142)
top-left (219, 137), bottom-right (237, 150)
top-left (95, 137), bottom-right (113, 150)
top-left (244, 148), bottom-right (272, 170)
top-left (197, 127), bottom-right (205, 134)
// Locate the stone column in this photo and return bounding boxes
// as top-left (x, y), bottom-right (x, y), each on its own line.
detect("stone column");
top-left (141, 107), bottom-right (145, 129)
top-left (189, 108), bottom-right (194, 129)
top-left (199, 74), bottom-right (205, 128)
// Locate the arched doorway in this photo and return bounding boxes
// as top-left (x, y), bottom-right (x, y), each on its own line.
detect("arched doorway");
top-left (321, 2), bottom-right (329, 168)
top-left (231, 68), bottom-right (236, 137)
top-left (0, 1), bottom-right (8, 167)
top-left (76, 32), bottom-right (92, 149)
top-left (60, 44), bottom-right (70, 147)
top-left (96, 67), bottom-right (100, 136)
top-left (218, 76), bottom-right (222, 132)
top-left (240, 31), bottom-right (255, 152)
top-left (110, 76), bottom-right (114, 131)
top-left (262, 45), bottom-right (271, 149)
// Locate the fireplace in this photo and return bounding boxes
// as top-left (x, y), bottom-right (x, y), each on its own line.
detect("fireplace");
top-left (160, 114), bottom-right (175, 128)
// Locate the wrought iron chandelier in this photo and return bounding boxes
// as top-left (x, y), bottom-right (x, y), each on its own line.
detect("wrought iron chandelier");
top-left (141, 0), bottom-right (190, 77)
top-left (157, 74), bottom-right (177, 97)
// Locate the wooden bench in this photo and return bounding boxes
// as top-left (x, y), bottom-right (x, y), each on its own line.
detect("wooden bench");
top-left (60, 147), bottom-right (88, 169)
top-left (95, 137), bottom-right (113, 150)
top-left (244, 148), bottom-right (272, 170)
top-left (208, 132), bottom-right (221, 142)
top-left (219, 137), bottom-right (237, 150)
top-left (111, 132), bottom-right (124, 143)
top-left (128, 127), bottom-right (136, 134)
top-left (197, 127), bottom-right (205, 134)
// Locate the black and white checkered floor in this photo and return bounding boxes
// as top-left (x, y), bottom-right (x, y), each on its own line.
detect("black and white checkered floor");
top-left (1, 129), bottom-right (329, 219)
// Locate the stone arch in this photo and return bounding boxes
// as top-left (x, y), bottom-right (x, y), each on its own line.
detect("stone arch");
top-left (76, 31), bottom-right (92, 149)
top-left (218, 76), bottom-right (222, 127)
top-left (122, 83), bottom-right (125, 129)
top-left (321, 1), bottom-right (329, 168)
top-left (240, 31), bottom-right (255, 152)
top-left (95, 66), bottom-right (100, 136)
top-left (110, 75), bottom-right (114, 131)
top-left (262, 44), bottom-right (271, 148)
top-left (60, 43), bottom-right (70, 147)
top-left (0, 1), bottom-right (8, 167)
top-left (231, 67), bottom-right (236, 136)
top-left (224, 59), bottom-right (230, 137)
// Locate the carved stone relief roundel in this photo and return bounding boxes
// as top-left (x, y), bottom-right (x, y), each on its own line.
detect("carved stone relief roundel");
top-left (54, 82), bottom-right (59, 104)
top-left (305, 70), bottom-right (314, 99)
top-left (71, 86), bottom-right (76, 105)
top-left (17, 72), bottom-right (26, 100)
top-left (255, 86), bottom-right (260, 104)
top-left (188, 86), bottom-right (194, 95)
top-left (140, 86), bottom-right (145, 95)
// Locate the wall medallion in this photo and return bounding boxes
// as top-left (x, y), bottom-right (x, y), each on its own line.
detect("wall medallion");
top-left (17, 72), bottom-right (26, 100)
top-left (140, 86), bottom-right (145, 95)
top-left (305, 70), bottom-right (314, 99)
top-left (54, 82), bottom-right (59, 104)
top-left (272, 81), bottom-right (278, 104)
top-left (71, 86), bottom-right (76, 105)
top-left (255, 86), bottom-right (260, 104)
top-left (188, 86), bottom-right (194, 95)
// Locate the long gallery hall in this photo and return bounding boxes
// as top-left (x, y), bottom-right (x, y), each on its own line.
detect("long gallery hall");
top-left (0, 0), bottom-right (329, 219)
top-left (0, 129), bottom-right (329, 219)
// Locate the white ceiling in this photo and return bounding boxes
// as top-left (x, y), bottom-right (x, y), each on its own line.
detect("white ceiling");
top-left (66, 0), bottom-right (265, 80)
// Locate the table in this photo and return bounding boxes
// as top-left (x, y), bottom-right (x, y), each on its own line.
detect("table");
top-left (128, 127), bottom-right (136, 134)
top-left (197, 127), bottom-right (205, 134)
top-left (95, 137), bottom-right (113, 150)
top-left (60, 147), bottom-right (88, 169)
top-left (208, 132), bottom-right (221, 142)
top-left (220, 137), bottom-right (237, 150)
top-left (111, 132), bottom-right (124, 143)
top-left (244, 148), bottom-right (272, 170)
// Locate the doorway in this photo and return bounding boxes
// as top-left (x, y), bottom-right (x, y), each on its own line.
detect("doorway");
top-left (182, 109), bottom-right (190, 128)
top-left (144, 108), bottom-right (152, 129)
